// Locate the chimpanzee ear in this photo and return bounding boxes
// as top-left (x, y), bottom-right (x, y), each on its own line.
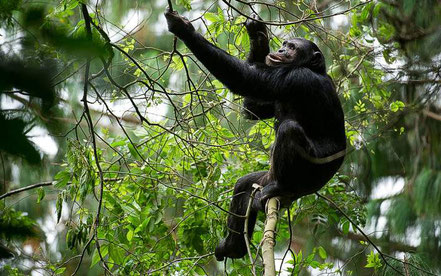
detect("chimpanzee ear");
top-left (311, 51), bottom-right (323, 65)
top-left (311, 51), bottom-right (325, 71)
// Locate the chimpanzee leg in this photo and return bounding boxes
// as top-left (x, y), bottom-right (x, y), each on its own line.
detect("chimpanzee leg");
top-left (261, 120), bottom-right (317, 202)
top-left (215, 171), bottom-right (268, 261)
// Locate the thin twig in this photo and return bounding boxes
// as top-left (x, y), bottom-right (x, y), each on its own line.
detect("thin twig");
top-left (0, 181), bottom-right (53, 200)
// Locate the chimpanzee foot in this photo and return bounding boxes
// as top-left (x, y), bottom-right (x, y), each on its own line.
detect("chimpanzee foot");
top-left (215, 235), bottom-right (247, 261)
top-left (260, 182), bottom-right (297, 208)
top-left (260, 182), bottom-right (285, 205)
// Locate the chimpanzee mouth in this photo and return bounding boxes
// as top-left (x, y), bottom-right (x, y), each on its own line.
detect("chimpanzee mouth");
top-left (267, 53), bottom-right (284, 63)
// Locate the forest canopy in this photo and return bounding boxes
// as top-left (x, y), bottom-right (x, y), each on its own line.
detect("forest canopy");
top-left (0, 0), bottom-right (440, 275)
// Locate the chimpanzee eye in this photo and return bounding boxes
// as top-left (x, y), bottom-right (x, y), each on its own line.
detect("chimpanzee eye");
top-left (282, 41), bottom-right (287, 46)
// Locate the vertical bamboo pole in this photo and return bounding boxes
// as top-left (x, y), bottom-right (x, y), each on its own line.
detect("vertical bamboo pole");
top-left (262, 197), bottom-right (279, 276)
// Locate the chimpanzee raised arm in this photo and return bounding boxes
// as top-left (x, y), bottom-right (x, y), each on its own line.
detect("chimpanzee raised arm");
top-left (242, 14), bottom-right (275, 120)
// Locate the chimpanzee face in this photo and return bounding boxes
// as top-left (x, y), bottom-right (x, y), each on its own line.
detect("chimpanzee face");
top-left (265, 39), bottom-right (299, 66)
top-left (265, 38), bottom-right (324, 71)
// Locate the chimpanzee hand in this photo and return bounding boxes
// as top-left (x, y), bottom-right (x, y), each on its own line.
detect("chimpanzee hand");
top-left (164, 8), bottom-right (195, 37)
top-left (245, 13), bottom-right (267, 39)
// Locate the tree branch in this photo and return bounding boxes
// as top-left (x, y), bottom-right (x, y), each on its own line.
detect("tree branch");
top-left (0, 181), bottom-right (53, 200)
top-left (72, 4), bottom-right (111, 275)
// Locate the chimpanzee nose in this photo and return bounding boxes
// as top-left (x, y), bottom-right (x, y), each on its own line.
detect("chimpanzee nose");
top-left (278, 49), bottom-right (284, 53)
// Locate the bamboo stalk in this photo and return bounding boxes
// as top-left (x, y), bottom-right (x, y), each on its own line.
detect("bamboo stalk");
top-left (262, 197), bottom-right (280, 276)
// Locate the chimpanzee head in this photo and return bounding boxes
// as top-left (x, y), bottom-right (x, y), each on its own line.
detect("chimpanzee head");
top-left (265, 38), bottom-right (325, 73)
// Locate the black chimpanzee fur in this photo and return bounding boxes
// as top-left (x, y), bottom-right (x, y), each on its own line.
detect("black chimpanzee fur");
top-left (165, 10), bottom-right (346, 261)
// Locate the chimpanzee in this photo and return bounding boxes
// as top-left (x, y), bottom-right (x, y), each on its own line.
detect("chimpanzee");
top-left (165, 10), bottom-right (346, 261)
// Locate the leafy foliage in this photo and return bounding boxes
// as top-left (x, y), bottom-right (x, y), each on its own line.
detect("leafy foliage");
top-left (0, 0), bottom-right (440, 275)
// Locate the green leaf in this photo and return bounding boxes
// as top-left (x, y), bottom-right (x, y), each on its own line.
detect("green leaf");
top-left (390, 100), bottom-right (405, 112)
top-left (170, 55), bottom-right (186, 71)
top-left (37, 187), bottom-right (45, 203)
top-left (318, 246), bottom-right (327, 259)
top-left (90, 248), bottom-right (101, 268)
top-left (56, 194), bottom-right (63, 223)
top-left (126, 230), bottom-right (134, 241)
top-left (372, 3), bottom-right (383, 17)
top-left (365, 262), bottom-right (376, 268)
top-left (365, 251), bottom-right (382, 269)
top-left (109, 244), bottom-right (124, 264)
top-left (310, 260), bottom-right (320, 268)
top-left (110, 140), bottom-right (125, 147)
top-left (217, 7), bottom-right (224, 22)
top-left (378, 23), bottom-right (395, 41)
top-left (90, 245), bottom-right (108, 268)
top-left (127, 143), bottom-right (139, 160)
top-left (54, 267), bottom-right (66, 275)
top-left (295, 250), bottom-right (303, 262)
top-left (306, 252), bottom-right (315, 263)
top-left (204, 12), bottom-right (219, 23)
top-left (54, 170), bottom-right (70, 188)
top-left (342, 220), bottom-right (350, 234)
top-left (360, 4), bottom-right (371, 22)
